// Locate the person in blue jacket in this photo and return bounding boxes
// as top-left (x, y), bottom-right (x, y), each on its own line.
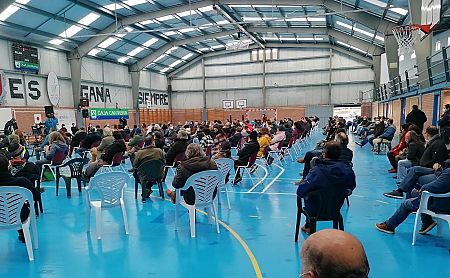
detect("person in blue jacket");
top-left (371, 119), bottom-right (396, 151)
top-left (297, 141), bottom-right (356, 235)
top-left (44, 113), bottom-right (58, 135)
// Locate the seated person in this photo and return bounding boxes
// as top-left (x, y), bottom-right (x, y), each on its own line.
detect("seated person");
top-left (84, 131), bottom-right (126, 179)
top-left (376, 160), bottom-right (450, 234)
top-left (355, 119), bottom-right (385, 147)
top-left (384, 126), bottom-right (448, 199)
top-left (371, 119), bottom-right (396, 151)
top-left (228, 127), bottom-right (242, 148)
top-left (34, 128), bottom-right (56, 160)
top-left (268, 125), bottom-right (286, 155)
top-left (300, 229), bottom-right (370, 278)
top-left (69, 127), bottom-right (87, 156)
top-left (76, 128), bottom-right (102, 156)
top-left (395, 131), bottom-right (425, 185)
top-left (212, 141), bottom-right (232, 160)
top-left (35, 131), bottom-right (68, 169)
top-left (91, 127), bottom-right (114, 162)
top-left (166, 144), bottom-right (217, 204)
top-left (296, 141), bottom-right (356, 235)
top-left (8, 142), bottom-right (30, 165)
top-left (132, 136), bottom-right (165, 202)
top-left (233, 131), bottom-right (260, 184)
top-left (0, 155), bottom-right (40, 243)
top-left (200, 127), bottom-right (214, 151)
top-left (166, 130), bottom-right (189, 166)
top-left (257, 127), bottom-right (272, 158)
top-left (386, 123), bottom-right (411, 173)
top-left (127, 128), bottom-right (145, 156)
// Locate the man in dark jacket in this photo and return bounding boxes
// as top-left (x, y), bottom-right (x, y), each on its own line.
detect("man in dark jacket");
top-left (0, 155), bottom-right (40, 243)
top-left (166, 143), bottom-right (217, 204)
top-left (438, 104), bottom-right (450, 144)
top-left (355, 119), bottom-right (385, 147)
top-left (4, 118), bottom-right (18, 134)
top-left (384, 126), bottom-right (448, 199)
top-left (406, 105), bottom-right (427, 131)
top-left (297, 141), bottom-right (356, 235)
top-left (376, 160), bottom-right (450, 235)
top-left (228, 127), bottom-right (243, 148)
top-left (166, 130), bottom-right (189, 166)
top-left (233, 131), bottom-right (260, 184)
top-left (76, 128), bottom-right (101, 156)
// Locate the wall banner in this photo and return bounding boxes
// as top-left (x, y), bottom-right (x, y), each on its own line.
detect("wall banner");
top-left (89, 108), bottom-right (129, 120)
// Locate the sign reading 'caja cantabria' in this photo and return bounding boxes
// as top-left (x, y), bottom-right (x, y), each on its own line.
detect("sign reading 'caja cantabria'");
top-left (89, 108), bottom-right (129, 120)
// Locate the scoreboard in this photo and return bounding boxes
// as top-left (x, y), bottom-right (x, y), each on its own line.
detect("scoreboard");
top-left (12, 43), bottom-right (39, 73)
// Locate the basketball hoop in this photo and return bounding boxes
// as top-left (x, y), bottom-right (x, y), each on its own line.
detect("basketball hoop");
top-left (226, 39), bottom-right (251, 51)
top-left (392, 24), bottom-right (431, 56)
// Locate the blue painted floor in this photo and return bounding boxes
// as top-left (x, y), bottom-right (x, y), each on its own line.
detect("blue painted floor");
top-left (1, 132), bottom-right (449, 277)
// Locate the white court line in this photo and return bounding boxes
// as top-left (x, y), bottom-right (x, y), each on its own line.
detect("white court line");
top-left (375, 200), bottom-right (389, 204)
top-left (261, 163), bottom-right (285, 193)
top-left (247, 162), bottom-right (269, 192)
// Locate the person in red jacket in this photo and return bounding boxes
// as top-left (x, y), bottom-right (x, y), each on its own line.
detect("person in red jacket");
top-left (386, 123), bottom-right (410, 173)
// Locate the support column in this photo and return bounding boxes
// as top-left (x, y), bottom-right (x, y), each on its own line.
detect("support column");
top-left (131, 70), bottom-right (140, 125)
top-left (201, 57), bottom-right (207, 122)
top-left (69, 56), bottom-right (82, 127)
top-left (167, 77), bottom-right (173, 110)
top-left (373, 55), bottom-right (382, 100)
top-left (262, 49), bottom-right (267, 109)
top-left (328, 48), bottom-right (333, 105)
top-left (384, 35), bottom-right (400, 80)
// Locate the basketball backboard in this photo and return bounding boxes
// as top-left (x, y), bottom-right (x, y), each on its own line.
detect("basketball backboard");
top-left (421, 0), bottom-right (442, 29)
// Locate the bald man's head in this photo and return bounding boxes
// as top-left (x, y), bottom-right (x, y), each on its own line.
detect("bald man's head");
top-left (300, 229), bottom-right (369, 278)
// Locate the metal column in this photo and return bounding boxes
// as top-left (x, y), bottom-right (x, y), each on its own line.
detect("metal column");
top-left (131, 70), bottom-right (140, 125)
top-left (201, 57), bottom-right (207, 121)
top-left (328, 48), bottom-right (333, 105)
top-left (262, 49), bottom-right (267, 109)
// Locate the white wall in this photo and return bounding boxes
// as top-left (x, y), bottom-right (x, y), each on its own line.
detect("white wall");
top-left (0, 38), bottom-right (167, 109)
top-left (171, 47), bottom-right (374, 109)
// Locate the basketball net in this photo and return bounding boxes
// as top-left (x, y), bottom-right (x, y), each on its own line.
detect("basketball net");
top-left (392, 24), bottom-right (431, 56)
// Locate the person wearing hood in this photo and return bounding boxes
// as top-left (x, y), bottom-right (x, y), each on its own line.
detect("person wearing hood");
top-left (406, 105), bottom-right (427, 132)
top-left (233, 131), bottom-right (260, 184)
top-left (297, 141), bottom-right (356, 235)
top-left (438, 104), bottom-right (450, 144)
top-left (166, 144), bottom-right (217, 204)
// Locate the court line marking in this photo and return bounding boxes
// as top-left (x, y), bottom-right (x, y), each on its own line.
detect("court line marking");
top-left (375, 200), bottom-right (389, 204)
top-left (247, 163), bottom-right (269, 193)
top-left (262, 163), bottom-right (285, 193)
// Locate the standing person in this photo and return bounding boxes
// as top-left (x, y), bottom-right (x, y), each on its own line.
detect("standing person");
top-left (438, 104), bottom-right (450, 144)
top-left (44, 113), bottom-right (58, 135)
top-left (405, 105), bottom-right (427, 132)
top-left (119, 117), bottom-right (127, 129)
top-left (4, 118), bottom-right (18, 134)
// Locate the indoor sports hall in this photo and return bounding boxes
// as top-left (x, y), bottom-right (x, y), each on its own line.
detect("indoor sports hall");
top-left (0, 1), bottom-right (449, 277)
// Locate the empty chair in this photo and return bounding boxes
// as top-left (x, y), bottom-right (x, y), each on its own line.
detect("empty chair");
top-left (412, 191), bottom-right (450, 245)
top-left (0, 187), bottom-right (38, 261)
top-left (281, 137), bottom-right (296, 161)
top-left (295, 189), bottom-right (347, 241)
top-left (214, 158), bottom-right (234, 209)
top-left (85, 172), bottom-right (129, 240)
top-left (174, 170), bottom-right (221, 237)
top-left (55, 158), bottom-right (89, 197)
top-left (134, 159), bottom-right (165, 201)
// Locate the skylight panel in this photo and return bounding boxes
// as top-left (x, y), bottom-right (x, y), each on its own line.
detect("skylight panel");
top-left (199, 5), bottom-right (214, 13)
top-left (169, 60), bottom-right (183, 68)
top-left (104, 0), bottom-right (147, 11)
top-left (128, 47), bottom-right (144, 57)
top-left (165, 47), bottom-right (178, 54)
top-left (0, 0), bottom-right (31, 21)
top-left (154, 54), bottom-right (167, 63)
top-left (156, 15), bottom-right (175, 21)
top-left (211, 45), bottom-right (225, 49)
top-left (177, 10), bottom-right (198, 17)
top-left (364, 0), bottom-right (387, 7)
top-left (297, 37), bottom-right (324, 41)
top-left (198, 48), bottom-right (210, 52)
top-left (118, 57), bottom-right (129, 63)
top-left (140, 19), bottom-right (155, 25)
top-left (98, 37), bottom-right (118, 48)
top-left (179, 27), bottom-right (197, 33)
top-left (160, 67), bottom-right (171, 73)
top-left (79, 13), bottom-right (100, 26)
top-left (61, 25), bottom-right (82, 38)
top-left (215, 20), bottom-right (230, 25)
top-left (182, 53), bottom-right (194, 60)
top-left (163, 31), bottom-right (178, 36)
top-left (389, 8), bottom-right (408, 15)
top-left (49, 39), bottom-right (64, 45)
top-left (88, 49), bottom-right (102, 56)
top-left (116, 27), bottom-right (133, 38)
top-left (143, 38), bottom-right (158, 47)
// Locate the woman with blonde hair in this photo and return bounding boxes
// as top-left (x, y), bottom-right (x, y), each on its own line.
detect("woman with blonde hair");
top-left (35, 131), bottom-right (68, 168)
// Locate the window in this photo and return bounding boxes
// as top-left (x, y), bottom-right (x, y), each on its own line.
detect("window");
top-left (435, 40), bottom-right (441, 51)
top-left (251, 48), bottom-right (279, 62)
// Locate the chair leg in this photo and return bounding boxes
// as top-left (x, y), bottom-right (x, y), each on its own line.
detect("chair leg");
top-left (339, 214), bottom-right (344, 231)
top-left (212, 203), bottom-right (220, 234)
top-left (86, 206), bottom-right (91, 232)
top-left (412, 210), bottom-right (420, 245)
top-left (76, 178), bottom-right (82, 193)
top-left (346, 197), bottom-right (350, 206)
top-left (437, 220), bottom-right (443, 237)
top-left (188, 208), bottom-right (196, 238)
top-left (224, 184), bottom-right (231, 210)
top-left (121, 201), bottom-right (129, 235)
top-left (158, 180), bottom-right (164, 199)
top-left (22, 222), bottom-right (34, 261)
top-left (134, 179), bottom-right (138, 199)
top-left (333, 219), bottom-right (339, 229)
top-left (95, 207), bottom-right (102, 240)
top-left (295, 208), bottom-right (302, 242)
top-left (309, 219), bottom-right (317, 234)
top-left (64, 177), bottom-right (72, 198)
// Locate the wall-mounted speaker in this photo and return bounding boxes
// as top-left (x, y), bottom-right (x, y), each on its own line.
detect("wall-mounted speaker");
top-left (44, 106), bottom-right (54, 117)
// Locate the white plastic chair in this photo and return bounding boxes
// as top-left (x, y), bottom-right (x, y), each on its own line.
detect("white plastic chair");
top-left (412, 191), bottom-right (450, 245)
top-left (85, 172), bottom-right (129, 240)
top-left (214, 158), bottom-right (234, 209)
top-left (0, 187), bottom-right (38, 261)
top-left (174, 170), bottom-right (221, 238)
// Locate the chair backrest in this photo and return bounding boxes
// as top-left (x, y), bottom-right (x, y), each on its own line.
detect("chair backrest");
top-left (52, 151), bottom-right (67, 165)
top-left (184, 170), bottom-right (221, 207)
top-left (214, 158), bottom-right (234, 183)
top-left (304, 189), bottom-right (347, 220)
top-left (62, 158), bottom-right (89, 178)
top-left (111, 152), bottom-right (124, 166)
top-left (137, 160), bottom-right (165, 183)
top-left (0, 187), bottom-right (34, 230)
top-left (88, 172), bottom-right (129, 208)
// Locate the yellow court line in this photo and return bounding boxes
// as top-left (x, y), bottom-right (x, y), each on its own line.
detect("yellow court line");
top-left (197, 209), bottom-right (263, 278)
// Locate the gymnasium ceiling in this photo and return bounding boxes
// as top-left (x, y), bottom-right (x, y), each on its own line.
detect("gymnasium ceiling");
top-left (0, 0), bottom-right (410, 74)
